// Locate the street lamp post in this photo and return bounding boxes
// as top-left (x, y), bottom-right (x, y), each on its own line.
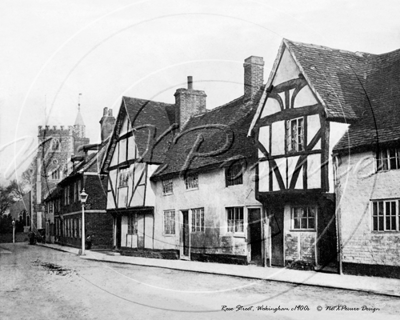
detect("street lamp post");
top-left (80, 189), bottom-right (88, 255)
top-left (12, 219), bottom-right (15, 244)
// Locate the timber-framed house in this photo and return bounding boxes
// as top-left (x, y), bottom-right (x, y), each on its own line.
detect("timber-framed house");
top-left (248, 39), bottom-right (359, 269)
top-left (101, 96), bottom-right (177, 255)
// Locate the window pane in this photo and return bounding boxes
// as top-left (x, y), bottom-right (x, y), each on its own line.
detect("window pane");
top-left (379, 217), bottom-right (384, 231)
top-left (171, 211), bottom-right (175, 234)
top-left (308, 218), bottom-right (315, 229)
top-left (391, 216), bottom-right (397, 231)
top-left (373, 202), bottom-right (377, 216)
top-left (386, 216), bottom-right (391, 230)
top-left (389, 149), bottom-right (396, 169)
top-left (197, 212), bottom-right (201, 231)
top-left (238, 208), bottom-right (243, 220)
top-left (294, 218), bottom-right (300, 229)
top-left (386, 202), bottom-right (391, 216)
top-left (298, 118), bottom-right (304, 151)
top-left (301, 218), bottom-right (307, 229)
top-left (383, 151), bottom-right (388, 170)
top-left (378, 202), bottom-right (384, 216)
top-left (201, 209), bottom-right (204, 232)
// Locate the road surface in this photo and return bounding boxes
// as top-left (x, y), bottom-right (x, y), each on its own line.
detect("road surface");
top-left (0, 243), bottom-right (399, 319)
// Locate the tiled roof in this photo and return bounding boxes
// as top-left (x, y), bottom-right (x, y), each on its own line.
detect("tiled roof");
top-left (102, 97), bottom-right (176, 171)
top-left (152, 95), bottom-right (259, 179)
top-left (76, 142), bottom-right (108, 174)
top-left (45, 141), bottom-right (109, 201)
top-left (332, 47), bottom-right (400, 152)
top-left (281, 39), bottom-right (400, 153)
top-left (284, 39), bottom-right (374, 122)
top-left (124, 97), bottom-right (176, 163)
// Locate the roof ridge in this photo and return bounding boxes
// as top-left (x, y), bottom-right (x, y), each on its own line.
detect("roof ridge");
top-left (123, 96), bottom-right (174, 107)
top-left (284, 38), bottom-right (375, 57)
top-left (206, 95), bottom-right (245, 113)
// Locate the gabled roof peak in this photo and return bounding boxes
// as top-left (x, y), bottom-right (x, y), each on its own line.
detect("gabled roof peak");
top-left (74, 110), bottom-right (85, 126)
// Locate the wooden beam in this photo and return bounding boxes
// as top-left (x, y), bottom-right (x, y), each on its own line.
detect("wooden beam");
top-left (257, 104), bottom-right (321, 128)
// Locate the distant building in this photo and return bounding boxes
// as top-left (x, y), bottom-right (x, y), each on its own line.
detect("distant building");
top-left (31, 109), bottom-right (89, 234)
top-left (9, 191), bottom-right (31, 232)
top-left (44, 108), bottom-right (115, 248)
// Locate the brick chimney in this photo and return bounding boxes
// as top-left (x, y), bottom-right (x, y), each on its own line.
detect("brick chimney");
top-left (244, 56), bottom-right (264, 100)
top-left (99, 107), bottom-right (115, 141)
top-left (174, 76), bottom-right (206, 130)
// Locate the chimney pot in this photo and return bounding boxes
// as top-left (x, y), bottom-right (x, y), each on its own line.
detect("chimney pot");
top-left (100, 107), bottom-right (115, 141)
top-left (244, 56), bottom-right (264, 100)
top-left (188, 76), bottom-right (193, 89)
top-left (175, 77), bottom-right (206, 130)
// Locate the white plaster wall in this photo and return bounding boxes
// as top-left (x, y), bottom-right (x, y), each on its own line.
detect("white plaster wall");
top-left (329, 122), bottom-right (350, 193)
top-left (145, 165), bottom-right (158, 207)
top-left (152, 167), bottom-right (261, 254)
top-left (273, 48), bottom-right (301, 85)
top-left (271, 121), bottom-right (285, 156)
top-left (337, 151), bottom-right (400, 266)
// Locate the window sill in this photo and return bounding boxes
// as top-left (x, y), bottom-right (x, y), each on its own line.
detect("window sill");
top-left (223, 233), bottom-right (245, 238)
top-left (289, 229), bottom-right (316, 232)
top-left (162, 233), bottom-right (176, 237)
top-left (163, 192), bottom-right (173, 196)
top-left (226, 183), bottom-right (243, 188)
top-left (371, 231), bottom-right (400, 234)
top-left (185, 188), bottom-right (199, 192)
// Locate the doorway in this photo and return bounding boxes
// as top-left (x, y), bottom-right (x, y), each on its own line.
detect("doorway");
top-left (270, 207), bottom-right (284, 266)
top-left (248, 208), bottom-right (262, 265)
top-left (181, 210), bottom-right (190, 259)
top-left (116, 216), bottom-right (121, 249)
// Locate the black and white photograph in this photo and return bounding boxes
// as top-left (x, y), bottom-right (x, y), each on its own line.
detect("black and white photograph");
top-left (1, 1), bottom-right (400, 319)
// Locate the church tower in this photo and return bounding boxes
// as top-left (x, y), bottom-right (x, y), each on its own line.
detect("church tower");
top-left (31, 97), bottom-right (90, 231)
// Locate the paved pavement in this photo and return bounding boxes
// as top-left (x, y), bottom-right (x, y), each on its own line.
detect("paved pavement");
top-left (37, 243), bottom-right (400, 297)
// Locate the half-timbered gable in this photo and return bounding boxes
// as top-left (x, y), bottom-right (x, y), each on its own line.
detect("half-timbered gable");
top-left (248, 39), bottom-right (373, 269)
top-left (102, 97), bottom-right (177, 251)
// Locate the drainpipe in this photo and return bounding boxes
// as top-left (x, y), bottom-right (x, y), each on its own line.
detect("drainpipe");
top-left (333, 154), bottom-right (343, 274)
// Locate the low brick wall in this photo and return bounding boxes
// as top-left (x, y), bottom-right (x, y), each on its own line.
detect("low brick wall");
top-left (191, 252), bottom-right (248, 265)
top-left (120, 248), bottom-right (179, 260)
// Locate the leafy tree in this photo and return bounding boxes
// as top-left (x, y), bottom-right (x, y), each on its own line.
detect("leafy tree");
top-left (0, 180), bottom-right (24, 216)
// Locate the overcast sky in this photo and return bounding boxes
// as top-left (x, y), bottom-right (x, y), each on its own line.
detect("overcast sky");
top-left (0, 0), bottom-right (399, 184)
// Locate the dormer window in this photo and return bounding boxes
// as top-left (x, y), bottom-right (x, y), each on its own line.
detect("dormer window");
top-left (286, 118), bottom-right (304, 153)
top-left (376, 148), bottom-right (400, 171)
top-left (225, 162), bottom-right (243, 187)
top-left (162, 179), bottom-right (173, 195)
top-left (185, 174), bottom-right (198, 190)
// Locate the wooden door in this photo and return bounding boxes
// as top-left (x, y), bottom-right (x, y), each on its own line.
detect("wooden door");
top-left (137, 213), bottom-right (145, 249)
top-left (270, 207), bottom-right (284, 266)
top-left (248, 208), bottom-right (262, 264)
top-left (116, 216), bottom-right (121, 249)
top-left (181, 211), bottom-right (190, 258)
